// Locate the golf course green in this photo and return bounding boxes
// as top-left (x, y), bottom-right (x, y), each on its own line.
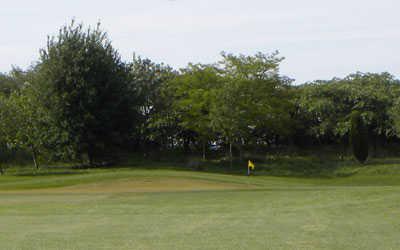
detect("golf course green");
top-left (1, 165), bottom-right (400, 249)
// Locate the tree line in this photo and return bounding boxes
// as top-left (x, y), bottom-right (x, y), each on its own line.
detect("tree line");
top-left (1, 21), bottom-right (400, 168)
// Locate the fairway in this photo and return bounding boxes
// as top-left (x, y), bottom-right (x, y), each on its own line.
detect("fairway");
top-left (1, 168), bottom-right (400, 250)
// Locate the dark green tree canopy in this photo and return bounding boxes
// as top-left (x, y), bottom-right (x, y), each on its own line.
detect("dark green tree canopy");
top-left (38, 21), bottom-right (139, 163)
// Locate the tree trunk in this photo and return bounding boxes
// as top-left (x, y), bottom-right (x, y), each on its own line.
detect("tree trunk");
top-left (31, 146), bottom-right (39, 169)
top-left (239, 138), bottom-right (244, 161)
top-left (183, 137), bottom-right (190, 153)
top-left (87, 144), bottom-right (95, 166)
top-left (341, 140), bottom-right (345, 160)
top-left (229, 141), bottom-right (233, 168)
top-left (373, 134), bottom-right (378, 157)
top-left (202, 140), bottom-right (206, 161)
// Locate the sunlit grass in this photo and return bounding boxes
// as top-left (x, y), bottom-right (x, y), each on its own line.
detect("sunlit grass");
top-left (1, 160), bottom-right (400, 249)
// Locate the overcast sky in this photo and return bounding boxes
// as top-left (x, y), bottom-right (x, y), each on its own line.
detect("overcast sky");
top-left (1, 0), bottom-right (399, 83)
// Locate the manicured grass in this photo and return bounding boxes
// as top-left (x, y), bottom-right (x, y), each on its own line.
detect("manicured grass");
top-left (1, 163), bottom-right (400, 249)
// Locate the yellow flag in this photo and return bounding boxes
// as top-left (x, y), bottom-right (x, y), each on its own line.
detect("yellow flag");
top-left (248, 160), bottom-right (255, 170)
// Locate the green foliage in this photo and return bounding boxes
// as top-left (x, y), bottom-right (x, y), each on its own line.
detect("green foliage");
top-left (210, 52), bottom-right (293, 154)
top-left (38, 21), bottom-right (139, 164)
top-left (219, 50), bottom-right (284, 79)
top-left (1, 19), bottom-right (400, 166)
top-left (389, 95), bottom-right (400, 136)
top-left (128, 55), bottom-right (177, 148)
top-left (161, 51), bottom-right (294, 161)
top-left (296, 72), bottom-right (398, 146)
top-left (350, 111), bottom-right (369, 163)
top-left (0, 67), bottom-right (27, 95)
top-left (165, 64), bottom-right (222, 158)
top-left (0, 80), bottom-right (51, 168)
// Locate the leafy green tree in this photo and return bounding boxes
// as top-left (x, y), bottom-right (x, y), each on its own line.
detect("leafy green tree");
top-left (0, 83), bottom-right (49, 168)
top-left (165, 64), bottom-right (222, 159)
top-left (296, 72), bottom-right (398, 153)
top-left (128, 55), bottom-right (176, 150)
top-left (211, 51), bottom-right (293, 165)
top-left (350, 111), bottom-right (369, 163)
top-left (38, 21), bottom-right (138, 165)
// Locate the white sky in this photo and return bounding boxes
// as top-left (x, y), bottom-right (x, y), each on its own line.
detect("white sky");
top-left (1, 0), bottom-right (399, 83)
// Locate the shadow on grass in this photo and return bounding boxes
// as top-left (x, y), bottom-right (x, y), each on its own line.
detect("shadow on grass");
top-left (15, 170), bottom-right (88, 177)
top-left (96, 154), bottom-right (359, 178)
top-left (6, 155), bottom-right (400, 179)
top-left (190, 156), bottom-right (364, 178)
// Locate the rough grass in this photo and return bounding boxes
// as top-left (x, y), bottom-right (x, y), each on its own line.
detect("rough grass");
top-left (1, 161), bottom-right (400, 249)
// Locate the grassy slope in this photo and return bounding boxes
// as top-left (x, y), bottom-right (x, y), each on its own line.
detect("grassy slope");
top-left (1, 161), bottom-right (400, 249)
